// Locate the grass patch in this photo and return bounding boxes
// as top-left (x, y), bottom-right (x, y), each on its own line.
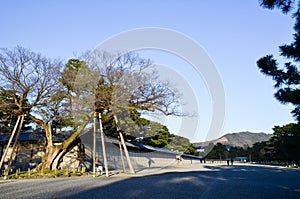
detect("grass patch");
top-left (1, 167), bottom-right (89, 180)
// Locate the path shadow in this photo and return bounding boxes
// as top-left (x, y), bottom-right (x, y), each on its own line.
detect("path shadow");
top-left (2, 164), bottom-right (299, 199)
top-left (55, 165), bottom-right (300, 199)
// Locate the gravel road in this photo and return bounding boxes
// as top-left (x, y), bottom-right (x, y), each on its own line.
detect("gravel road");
top-left (1, 163), bottom-right (299, 199)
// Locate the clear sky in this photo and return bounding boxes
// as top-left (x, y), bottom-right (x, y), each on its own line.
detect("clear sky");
top-left (0, 1), bottom-right (296, 141)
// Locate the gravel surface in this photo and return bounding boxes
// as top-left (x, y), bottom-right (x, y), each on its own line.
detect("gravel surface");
top-left (1, 163), bottom-right (299, 199)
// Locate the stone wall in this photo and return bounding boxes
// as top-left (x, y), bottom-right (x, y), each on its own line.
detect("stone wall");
top-left (0, 141), bottom-right (45, 171)
top-left (1, 137), bottom-right (178, 173)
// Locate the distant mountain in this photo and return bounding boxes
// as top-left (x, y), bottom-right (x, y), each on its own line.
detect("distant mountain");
top-left (193, 131), bottom-right (272, 148)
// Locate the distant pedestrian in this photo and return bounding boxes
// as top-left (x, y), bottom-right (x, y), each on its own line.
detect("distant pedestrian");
top-left (97, 165), bottom-right (103, 176)
top-left (230, 158), bottom-right (234, 166)
top-left (176, 155), bottom-right (182, 165)
top-left (227, 160), bottom-right (229, 166)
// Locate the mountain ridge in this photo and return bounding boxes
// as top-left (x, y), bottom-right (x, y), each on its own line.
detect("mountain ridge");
top-left (193, 131), bottom-right (272, 148)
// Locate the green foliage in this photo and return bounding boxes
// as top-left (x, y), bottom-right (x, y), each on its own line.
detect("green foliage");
top-left (255, 0), bottom-right (300, 166)
top-left (229, 146), bottom-right (248, 158)
top-left (6, 168), bottom-right (87, 180)
top-left (0, 90), bottom-right (19, 132)
top-left (93, 107), bottom-right (173, 148)
top-left (259, 0), bottom-right (295, 13)
top-left (0, 90), bottom-right (33, 132)
top-left (184, 144), bottom-right (197, 155)
top-left (166, 135), bottom-right (195, 153)
top-left (248, 141), bottom-right (273, 162)
top-left (128, 112), bottom-right (172, 148)
top-left (271, 123), bottom-right (300, 163)
top-left (257, 0), bottom-right (300, 121)
top-left (206, 142), bottom-right (250, 160)
top-left (240, 123), bottom-right (300, 164)
top-left (60, 59), bottom-right (88, 93)
top-left (55, 58), bottom-right (89, 131)
top-left (207, 143), bottom-right (228, 159)
top-left (147, 125), bottom-right (171, 148)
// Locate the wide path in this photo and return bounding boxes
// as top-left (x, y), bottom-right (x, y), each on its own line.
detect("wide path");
top-left (0, 163), bottom-right (300, 199)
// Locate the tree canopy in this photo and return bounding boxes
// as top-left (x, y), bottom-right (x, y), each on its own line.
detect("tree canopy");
top-left (270, 123), bottom-right (300, 163)
top-left (256, 0), bottom-right (300, 166)
top-left (257, 0), bottom-right (300, 120)
top-left (70, 51), bottom-right (181, 144)
top-left (259, 0), bottom-right (295, 13)
top-left (0, 47), bottom-right (182, 170)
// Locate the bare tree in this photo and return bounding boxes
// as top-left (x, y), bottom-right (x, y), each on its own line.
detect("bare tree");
top-left (0, 46), bottom-right (71, 170)
top-left (0, 47), bottom-right (181, 170)
top-left (79, 50), bottom-right (181, 134)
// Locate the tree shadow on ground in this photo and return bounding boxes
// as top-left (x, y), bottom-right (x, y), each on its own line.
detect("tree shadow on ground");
top-left (54, 165), bottom-right (300, 199)
top-left (2, 165), bottom-right (299, 199)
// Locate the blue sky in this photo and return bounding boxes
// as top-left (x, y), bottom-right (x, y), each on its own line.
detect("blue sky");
top-left (0, 1), bottom-right (296, 141)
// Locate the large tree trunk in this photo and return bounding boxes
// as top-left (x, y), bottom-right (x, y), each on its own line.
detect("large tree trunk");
top-left (28, 116), bottom-right (60, 170)
top-left (40, 145), bottom-right (61, 170)
top-left (51, 150), bottom-right (65, 170)
top-left (34, 124), bottom-right (62, 170)
top-left (29, 114), bottom-right (91, 171)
